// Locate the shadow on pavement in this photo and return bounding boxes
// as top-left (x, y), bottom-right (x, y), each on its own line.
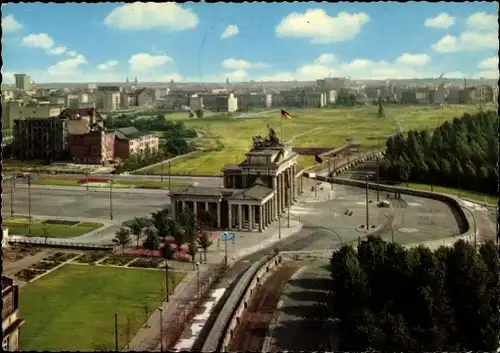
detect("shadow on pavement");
top-left (272, 318), bottom-right (325, 351)
top-left (288, 277), bottom-right (332, 291)
top-left (284, 289), bottom-right (329, 303)
top-left (281, 303), bottom-right (327, 318)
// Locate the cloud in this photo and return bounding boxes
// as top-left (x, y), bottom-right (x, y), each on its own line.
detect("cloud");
top-left (432, 12), bottom-right (498, 53)
top-left (128, 53), bottom-right (173, 72)
top-left (467, 11), bottom-right (498, 31)
top-left (221, 24), bottom-right (239, 39)
top-left (67, 50), bottom-right (78, 57)
top-left (257, 54), bottom-right (442, 81)
top-left (48, 46), bottom-right (67, 55)
top-left (2, 71), bottom-right (15, 83)
top-left (221, 58), bottom-right (269, 70)
top-left (424, 13), bottom-right (455, 29)
top-left (97, 60), bottom-right (120, 71)
top-left (2, 14), bottom-right (23, 32)
top-left (22, 33), bottom-right (55, 50)
top-left (475, 56), bottom-right (499, 79)
top-left (48, 55), bottom-right (87, 76)
top-left (478, 56), bottom-right (499, 70)
top-left (275, 9), bottom-right (370, 44)
top-left (104, 3), bottom-right (199, 31)
top-left (432, 31), bottom-right (498, 53)
top-left (314, 54), bottom-right (336, 65)
top-left (395, 53), bottom-right (430, 66)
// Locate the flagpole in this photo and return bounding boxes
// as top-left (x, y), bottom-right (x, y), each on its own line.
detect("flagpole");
top-left (281, 114), bottom-right (284, 142)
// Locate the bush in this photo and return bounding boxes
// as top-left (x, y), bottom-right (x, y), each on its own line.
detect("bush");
top-left (75, 252), bottom-right (108, 264)
top-left (15, 268), bottom-right (45, 281)
top-left (31, 261), bottom-right (59, 271)
top-left (44, 252), bottom-right (77, 262)
top-left (77, 222), bottom-right (104, 228)
top-left (135, 185), bottom-right (163, 190)
top-left (101, 254), bottom-right (136, 266)
top-left (43, 219), bottom-right (79, 226)
top-left (128, 258), bottom-right (164, 268)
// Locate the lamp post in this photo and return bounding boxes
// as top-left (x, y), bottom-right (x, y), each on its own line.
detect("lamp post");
top-left (314, 226), bottom-right (344, 245)
top-left (109, 180), bottom-right (114, 221)
top-left (381, 213), bottom-right (394, 243)
top-left (196, 262), bottom-right (200, 298)
top-left (365, 177), bottom-right (369, 230)
top-left (27, 175), bottom-right (32, 235)
top-left (10, 175), bottom-right (14, 217)
top-left (159, 306), bottom-right (164, 352)
top-left (461, 206), bottom-right (477, 250)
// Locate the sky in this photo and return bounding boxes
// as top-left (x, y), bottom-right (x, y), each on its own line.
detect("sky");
top-left (1, 2), bottom-right (499, 83)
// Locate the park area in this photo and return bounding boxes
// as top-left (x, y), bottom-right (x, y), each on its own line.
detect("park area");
top-left (20, 263), bottom-right (185, 351)
top-left (31, 176), bottom-right (192, 189)
top-left (403, 183), bottom-right (497, 205)
top-left (138, 105), bottom-right (480, 176)
top-left (2, 217), bottom-right (103, 237)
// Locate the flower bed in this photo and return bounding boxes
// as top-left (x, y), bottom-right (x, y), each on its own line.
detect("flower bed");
top-left (43, 219), bottom-right (80, 226)
top-left (15, 268), bottom-right (45, 281)
top-left (31, 261), bottom-right (60, 271)
top-left (101, 254), bottom-right (136, 266)
top-left (74, 252), bottom-right (108, 264)
top-left (128, 258), bottom-right (164, 269)
top-left (78, 177), bottom-right (110, 184)
top-left (77, 222), bottom-right (104, 228)
top-left (44, 252), bottom-right (78, 263)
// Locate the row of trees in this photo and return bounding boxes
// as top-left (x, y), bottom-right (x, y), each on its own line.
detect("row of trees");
top-left (105, 114), bottom-right (197, 139)
top-left (112, 207), bottom-right (211, 268)
top-left (329, 236), bottom-right (500, 351)
top-left (379, 109), bottom-right (498, 195)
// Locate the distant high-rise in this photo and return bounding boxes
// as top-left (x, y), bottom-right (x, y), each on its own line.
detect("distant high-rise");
top-left (14, 73), bottom-right (31, 91)
top-left (134, 77), bottom-right (138, 86)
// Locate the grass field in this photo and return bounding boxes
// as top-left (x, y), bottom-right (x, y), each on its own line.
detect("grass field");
top-left (20, 264), bottom-right (185, 351)
top-left (138, 105), bottom-right (481, 176)
top-left (32, 177), bottom-right (192, 189)
top-left (2, 217), bottom-right (103, 238)
top-left (403, 183), bottom-right (497, 205)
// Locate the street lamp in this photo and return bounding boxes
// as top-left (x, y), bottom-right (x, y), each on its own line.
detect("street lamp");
top-left (314, 226), bottom-right (344, 246)
top-left (27, 175), bottom-right (32, 235)
top-left (461, 206), bottom-right (477, 250)
top-left (109, 180), bottom-right (114, 221)
top-left (195, 262), bottom-right (200, 298)
top-left (159, 306), bottom-right (164, 352)
top-left (381, 213), bottom-right (394, 243)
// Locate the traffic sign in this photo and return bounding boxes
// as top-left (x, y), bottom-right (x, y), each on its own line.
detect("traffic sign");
top-left (221, 232), bottom-right (236, 241)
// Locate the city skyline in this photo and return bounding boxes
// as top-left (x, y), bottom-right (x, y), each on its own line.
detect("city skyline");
top-left (2, 2), bottom-right (498, 84)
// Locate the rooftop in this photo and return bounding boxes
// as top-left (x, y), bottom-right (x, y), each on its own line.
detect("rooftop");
top-left (114, 127), bottom-right (154, 140)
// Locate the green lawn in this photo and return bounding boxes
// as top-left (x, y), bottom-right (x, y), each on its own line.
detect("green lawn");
top-left (137, 105), bottom-right (482, 176)
top-left (403, 183), bottom-right (497, 205)
top-left (20, 264), bottom-right (185, 351)
top-left (2, 218), bottom-right (103, 238)
top-left (32, 177), bottom-right (192, 189)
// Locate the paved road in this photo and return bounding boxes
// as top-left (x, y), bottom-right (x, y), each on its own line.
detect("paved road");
top-left (3, 186), bottom-right (169, 221)
top-left (268, 261), bottom-right (332, 352)
top-left (16, 174), bottom-right (224, 187)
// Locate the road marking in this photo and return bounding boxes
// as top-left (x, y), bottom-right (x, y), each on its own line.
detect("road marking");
top-left (398, 228), bottom-right (418, 233)
top-left (407, 202), bottom-right (421, 207)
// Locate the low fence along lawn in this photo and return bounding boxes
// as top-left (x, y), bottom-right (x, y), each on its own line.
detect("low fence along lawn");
top-left (33, 177), bottom-right (191, 189)
top-left (20, 264), bottom-right (185, 351)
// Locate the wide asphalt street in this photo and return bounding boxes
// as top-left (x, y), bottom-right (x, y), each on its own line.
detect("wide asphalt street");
top-left (3, 185), bottom-right (170, 221)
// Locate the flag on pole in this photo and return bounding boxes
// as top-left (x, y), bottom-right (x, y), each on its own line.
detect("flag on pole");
top-left (281, 109), bottom-right (292, 119)
top-left (315, 155), bottom-right (323, 164)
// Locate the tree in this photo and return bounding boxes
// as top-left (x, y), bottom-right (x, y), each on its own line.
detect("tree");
top-left (376, 97), bottom-right (385, 118)
top-left (185, 228), bottom-right (198, 269)
top-left (113, 227), bottom-right (131, 253)
top-left (198, 232), bottom-right (211, 263)
top-left (143, 226), bottom-right (160, 252)
top-left (129, 217), bottom-right (148, 248)
top-left (195, 109), bottom-right (204, 118)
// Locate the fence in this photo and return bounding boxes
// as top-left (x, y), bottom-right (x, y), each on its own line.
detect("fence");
top-left (138, 260), bottom-right (227, 351)
top-left (8, 238), bottom-right (113, 251)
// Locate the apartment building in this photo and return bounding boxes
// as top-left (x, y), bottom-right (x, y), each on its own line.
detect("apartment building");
top-left (235, 93), bottom-right (272, 109)
top-left (2, 276), bottom-right (24, 351)
top-left (14, 73), bottom-right (31, 91)
top-left (114, 127), bottom-right (159, 160)
top-left (103, 92), bottom-right (121, 111)
top-left (189, 94), bottom-right (203, 111)
top-left (2, 101), bottom-right (63, 131)
top-left (2, 89), bottom-right (16, 101)
top-left (280, 90), bottom-right (327, 108)
top-left (429, 88), bottom-right (447, 105)
top-left (13, 116), bottom-right (68, 161)
top-left (68, 130), bottom-right (115, 165)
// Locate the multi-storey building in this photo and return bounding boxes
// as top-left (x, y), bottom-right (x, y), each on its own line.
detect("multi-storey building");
top-left (12, 116), bottom-right (68, 161)
top-left (2, 276), bottom-right (24, 351)
top-left (103, 92), bottom-right (121, 111)
top-left (280, 90), bottom-right (327, 108)
top-left (1, 101), bottom-right (63, 131)
top-left (235, 93), bottom-right (272, 109)
top-left (114, 127), bottom-right (159, 160)
top-left (68, 130), bottom-right (115, 165)
top-left (169, 129), bottom-right (304, 231)
top-left (189, 94), bottom-right (203, 112)
top-left (14, 73), bottom-right (31, 91)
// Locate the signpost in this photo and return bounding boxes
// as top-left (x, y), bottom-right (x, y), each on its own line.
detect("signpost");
top-left (221, 232), bottom-right (236, 267)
